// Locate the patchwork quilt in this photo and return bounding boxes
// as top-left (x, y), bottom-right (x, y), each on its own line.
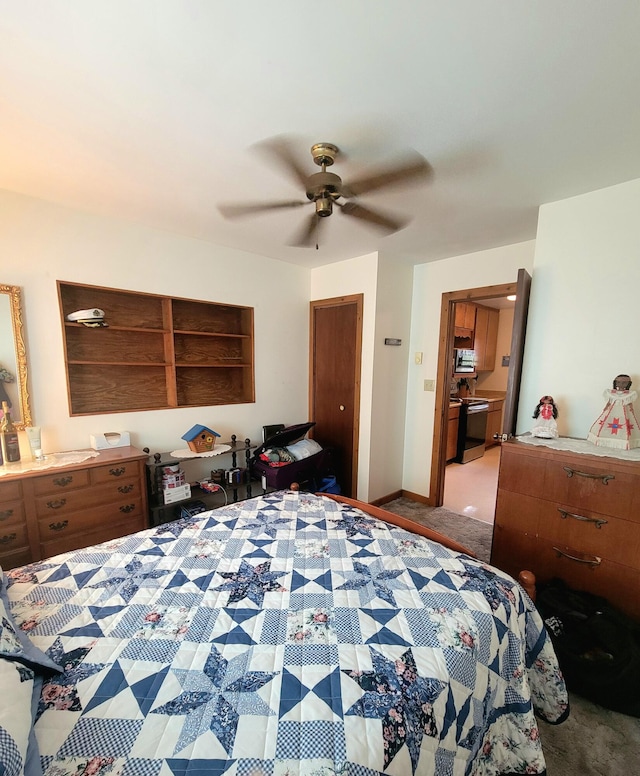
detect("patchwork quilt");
top-left (3, 490), bottom-right (568, 776)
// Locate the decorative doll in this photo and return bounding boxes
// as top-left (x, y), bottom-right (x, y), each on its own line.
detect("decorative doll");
top-left (532, 395), bottom-right (559, 438)
top-left (587, 374), bottom-right (640, 450)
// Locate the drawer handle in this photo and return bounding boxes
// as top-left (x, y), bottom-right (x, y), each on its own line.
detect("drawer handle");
top-left (49, 520), bottom-right (69, 532)
top-left (0, 533), bottom-right (17, 545)
top-left (53, 476), bottom-right (73, 487)
top-left (46, 498), bottom-right (67, 510)
top-left (553, 546), bottom-right (602, 567)
top-left (0, 509), bottom-right (14, 521)
top-left (557, 508), bottom-right (608, 529)
top-left (562, 466), bottom-right (615, 485)
top-left (118, 484), bottom-right (134, 494)
top-left (109, 467), bottom-right (126, 477)
top-left (119, 504), bottom-right (136, 514)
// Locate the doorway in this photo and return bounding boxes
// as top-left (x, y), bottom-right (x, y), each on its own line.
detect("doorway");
top-left (309, 294), bottom-right (363, 498)
top-left (429, 270), bottom-right (531, 512)
top-left (444, 296), bottom-right (513, 521)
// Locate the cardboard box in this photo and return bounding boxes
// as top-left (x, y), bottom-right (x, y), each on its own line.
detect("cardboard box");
top-left (163, 484), bottom-right (191, 504)
top-left (90, 431), bottom-right (131, 450)
top-left (162, 472), bottom-right (186, 488)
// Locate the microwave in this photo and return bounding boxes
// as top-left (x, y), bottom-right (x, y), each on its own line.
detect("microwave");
top-left (453, 348), bottom-right (476, 373)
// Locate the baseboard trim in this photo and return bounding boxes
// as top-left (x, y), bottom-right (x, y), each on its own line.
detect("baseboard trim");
top-left (399, 489), bottom-right (435, 507)
top-left (369, 490), bottom-right (402, 507)
top-left (370, 489), bottom-right (435, 508)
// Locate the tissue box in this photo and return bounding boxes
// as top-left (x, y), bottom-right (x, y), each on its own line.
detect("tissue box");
top-left (90, 431), bottom-right (131, 450)
top-left (163, 484), bottom-right (191, 504)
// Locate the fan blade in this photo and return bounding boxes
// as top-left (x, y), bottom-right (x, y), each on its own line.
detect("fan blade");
top-left (218, 200), bottom-right (307, 219)
top-left (289, 212), bottom-right (323, 247)
top-left (253, 135), bottom-right (310, 189)
top-left (343, 154), bottom-right (432, 197)
top-left (338, 200), bottom-right (407, 233)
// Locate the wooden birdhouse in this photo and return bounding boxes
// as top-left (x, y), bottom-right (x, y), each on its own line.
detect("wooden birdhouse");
top-left (181, 425), bottom-right (221, 453)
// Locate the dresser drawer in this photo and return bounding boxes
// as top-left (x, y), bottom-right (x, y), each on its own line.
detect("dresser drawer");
top-left (0, 522), bottom-right (29, 556)
top-left (34, 478), bottom-right (141, 518)
top-left (0, 545), bottom-right (33, 571)
top-left (38, 496), bottom-right (144, 544)
top-left (33, 469), bottom-right (90, 495)
top-left (496, 446), bottom-right (547, 498)
top-left (91, 460), bottom-right (141, 485)
top-left (0, 499), bottom-right (25, 527)
top-left (0, 480), bottom-right (22, 501)
top-left (535, 538), bottom-right (640, 622)
top-left (541, 503), bottom-right (639, 569)
top-left (40, 515), bottom-right (146, 560)
top-left (495, 489), bottom-right (640, 569)
top-left (543, 458), bottom-right (637, 520)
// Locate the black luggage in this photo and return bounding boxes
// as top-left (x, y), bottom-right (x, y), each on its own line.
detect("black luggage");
top-left (537, 578), bottom-right (640, 716)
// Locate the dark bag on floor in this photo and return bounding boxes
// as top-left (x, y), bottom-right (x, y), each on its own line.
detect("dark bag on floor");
top-left (537, 578), bottom-right (640, 717)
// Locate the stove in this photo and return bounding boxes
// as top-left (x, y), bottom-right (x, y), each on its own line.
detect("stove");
top-left (456, 399), bottom-right (489, 462)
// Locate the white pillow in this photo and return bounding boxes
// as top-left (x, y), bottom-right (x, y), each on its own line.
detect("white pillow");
top-left (286, 438), bottom-right (323, 460)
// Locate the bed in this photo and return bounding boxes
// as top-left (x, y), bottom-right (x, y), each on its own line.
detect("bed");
top-left (1, 489), bottom-right (568, 776)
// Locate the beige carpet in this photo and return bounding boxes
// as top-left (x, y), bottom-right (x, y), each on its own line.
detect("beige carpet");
top-left (382, 497), bottom-right (640, 775)
top-left (383, 497), bottom-right (492, 561)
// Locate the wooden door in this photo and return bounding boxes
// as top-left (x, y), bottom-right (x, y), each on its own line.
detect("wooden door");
top-left (309, 295), bottom-right (362, 498)
top-left (502, 269), bottom-right (532, 437)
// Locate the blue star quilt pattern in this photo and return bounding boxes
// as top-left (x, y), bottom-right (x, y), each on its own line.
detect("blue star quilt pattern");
top-left (3, 491), bottom-right (568, 776)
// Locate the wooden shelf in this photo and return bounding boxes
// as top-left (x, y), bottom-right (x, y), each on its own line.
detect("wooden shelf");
top-left (58, 281), bottom-right (255, 415)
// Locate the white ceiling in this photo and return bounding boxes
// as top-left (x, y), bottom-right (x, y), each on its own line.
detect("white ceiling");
top-left (2, 2), bottom-right (639, 270)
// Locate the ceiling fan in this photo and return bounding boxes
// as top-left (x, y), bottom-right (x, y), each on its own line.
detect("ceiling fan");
top-left (218, 137), bottom-right (432, 248)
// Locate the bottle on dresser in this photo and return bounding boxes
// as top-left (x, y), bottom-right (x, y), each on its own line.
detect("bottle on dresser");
top-left (0, 401), bottom-right (21, 462)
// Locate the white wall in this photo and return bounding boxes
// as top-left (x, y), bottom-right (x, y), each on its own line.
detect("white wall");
top-left (403, 241), bottom-right (536, 498)
top-left (310, 253), bottom-right (378, 500)
top-left (368, 254), bottom-right (413, 501)
top-left (1, 189), bottom-right (310, 479)
top-left (518, 178), bottom-right (640, 438)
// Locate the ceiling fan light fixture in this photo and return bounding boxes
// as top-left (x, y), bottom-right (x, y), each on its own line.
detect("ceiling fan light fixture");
top-left (316, 195), bottom-right (333, 217)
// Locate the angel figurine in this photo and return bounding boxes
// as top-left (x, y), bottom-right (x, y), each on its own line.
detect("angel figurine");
top-left (532, 395), bottom-right (559, 438)
top-left (587, 374), bottom-right (640, 449)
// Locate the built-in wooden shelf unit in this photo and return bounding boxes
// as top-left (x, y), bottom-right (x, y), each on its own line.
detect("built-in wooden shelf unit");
top-left (58, 281), bottom-right (255, 415)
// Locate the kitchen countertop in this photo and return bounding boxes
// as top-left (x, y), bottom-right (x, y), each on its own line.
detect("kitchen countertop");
top-left (449, 396), bottom-right (505, 408)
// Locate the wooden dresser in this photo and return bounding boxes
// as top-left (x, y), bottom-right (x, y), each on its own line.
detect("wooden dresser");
top-left (0, 447), bottom-right (148, 570)
top-left (491, 440), bottom-right (640, 621)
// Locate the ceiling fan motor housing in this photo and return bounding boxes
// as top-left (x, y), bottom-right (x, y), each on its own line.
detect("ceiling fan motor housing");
top-left (306, 171), bottom-right (343, 218)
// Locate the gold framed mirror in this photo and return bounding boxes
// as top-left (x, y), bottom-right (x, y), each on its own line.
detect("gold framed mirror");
top-left (0, 284), bottom-right (32, 430)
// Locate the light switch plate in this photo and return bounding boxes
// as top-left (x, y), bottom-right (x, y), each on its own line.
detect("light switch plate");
top-left (415, 352), bottom-right (423, 365)
top-left (424, 379), bottom-right (435, 391)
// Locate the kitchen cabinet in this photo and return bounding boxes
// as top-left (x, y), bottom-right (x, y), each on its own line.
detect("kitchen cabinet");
top-left (447, 403), bottom-right (460, 461)
top-left (0, 447), bottom-right (148, 569)
top-left (491, 440), bottom-right (640, 621)
top-left (485, 399), bottom-right (504, 447)
top-left (58, 281), bottom-right (255, 415)
top-left (453, 302), bottom-right (476, 347)
top-left (455, 302), bottom-right (476, 330)
top-left (474, 304), bottom-right (499, 371)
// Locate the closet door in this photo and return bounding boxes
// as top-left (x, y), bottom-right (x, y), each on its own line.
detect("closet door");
top-left (309, 295), bottom-right (363, 498)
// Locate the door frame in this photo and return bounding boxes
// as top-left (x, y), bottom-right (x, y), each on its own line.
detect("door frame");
top-left (309, 294), bottom-right (363, 497)
top-left (429, 279), bottom-right (521, 507)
